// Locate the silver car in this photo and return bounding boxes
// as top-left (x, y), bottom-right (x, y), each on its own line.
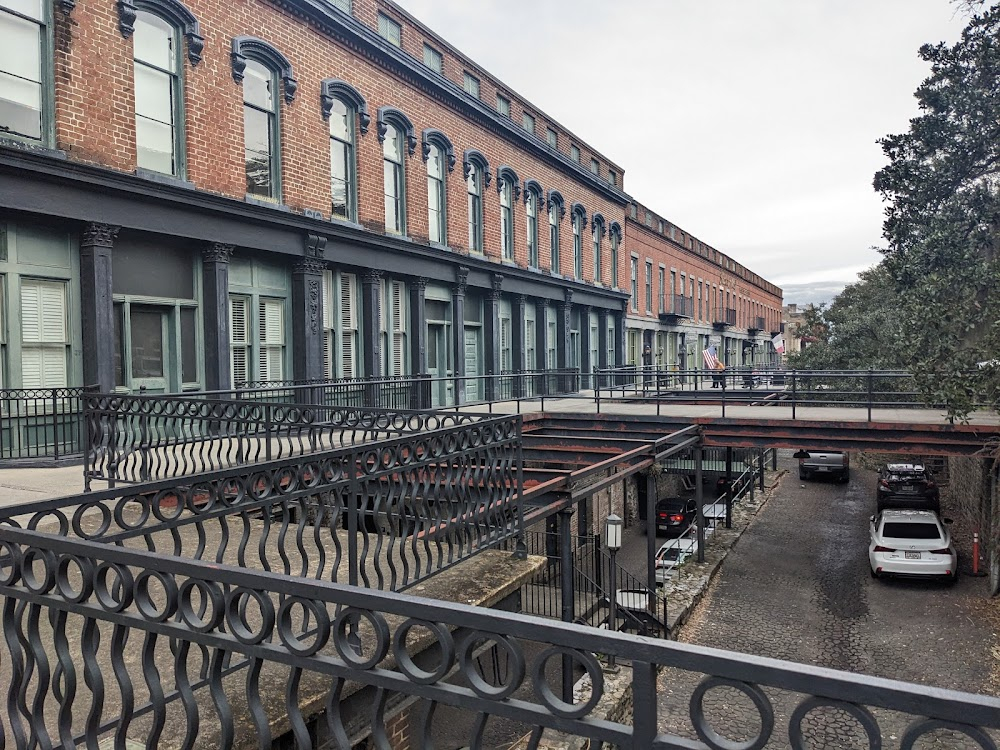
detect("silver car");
top-left (869, 509), bottom-right (957, 582)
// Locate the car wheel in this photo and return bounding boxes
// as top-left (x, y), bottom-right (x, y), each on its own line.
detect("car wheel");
top-left (948, 570), bottom-right (959, 585)
top-left (839, 471), bottom-right (850, 484)
top-left (870, 567), bottom-right (879, 579)
top-left (799, 470), bottom-right (807, 481)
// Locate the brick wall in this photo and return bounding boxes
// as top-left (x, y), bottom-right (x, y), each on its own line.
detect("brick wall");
top-left (49, 0), bottom-right (625, 284)
top-left (945, 455), bottom-right (996, 581)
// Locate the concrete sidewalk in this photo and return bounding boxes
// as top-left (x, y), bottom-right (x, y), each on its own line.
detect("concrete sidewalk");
top-left (0, 463), bottom-right (86, 507)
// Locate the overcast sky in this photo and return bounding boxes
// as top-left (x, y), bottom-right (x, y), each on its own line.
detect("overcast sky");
top-left (394, 0), bottom-right (970, 305)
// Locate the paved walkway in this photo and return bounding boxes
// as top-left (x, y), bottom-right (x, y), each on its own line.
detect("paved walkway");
top-left (655, 454), bottom-right (999, 748)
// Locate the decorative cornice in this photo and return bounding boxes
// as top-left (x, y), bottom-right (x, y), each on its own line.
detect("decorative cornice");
top-left (421, 129), bottom-right (456, 172)
top-left (496, 165), bottom-right (520, 200)
top-left (58, 0), bottom-right (75, 14)
top-left (274, 0), bottom-right (629, 205)
top-left (609, 221), bottom-right (622, 241)
top-left (231, 36), bottom-right (297, 103)
top-left (202, 242), bottom-right (233, 263)
top-left (462, 149), bottom-right (491, 188)
top-left (118, 0), bottom-right (203, 66)
top-left (377, 107), bottom-right (417, 156)
top-left (320, 78), bottom-right (371, 134)
top-left (592, 212), bottom-right (607, 238)
top-left (571, 202), bottom-right (587, 231)
top-left (81, 223), bottom-right (120, 248)
top-left (293, 257), bottom-right (327, 274)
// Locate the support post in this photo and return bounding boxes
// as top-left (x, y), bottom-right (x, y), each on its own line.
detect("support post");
top-left (201, 243), bottom-right (233, 392)
top-left (725, 447), bottom-right (733, 529)
top-left (80, 223), bottom-right (119, 392)
top-left (558, 507), bottom-right (575, 703)
top-left (452, 267), bottom-right (469, 404)
top-left (557, 290), bottom-right (572, 393)
top-left (646, 470), bottom-right (657, 602)
top-left (409, 277), bottom-right (428, 408)
top-left (291, 236), bottom-right (327, 389)
top-left (360, 269), bottom-right (383, 403)
top-left (483, 274), bottom-right (503, 402)
top-left (579, 304), bottom-right (592, 389)
top-left (512, 295), bottom-right (526, 398)
top-left (696, 444), bottom-right (705, 563)
top-left (759, 447), bottom-right (766, 492)
top-left (536, 298), bottom-right (549, 395)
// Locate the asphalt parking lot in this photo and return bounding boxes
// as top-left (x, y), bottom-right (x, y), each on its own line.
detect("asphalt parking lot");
top-left (651, 452), bottom-right (999, 747)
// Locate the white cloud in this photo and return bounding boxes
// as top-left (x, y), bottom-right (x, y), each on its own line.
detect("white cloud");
top-left (394, 0), bottom-right (968, 292)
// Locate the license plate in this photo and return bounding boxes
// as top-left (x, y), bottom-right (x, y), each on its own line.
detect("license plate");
top-left (817, 467), bottom-right (830, 472)
top-left (905, 551), bottom-right (920, 560)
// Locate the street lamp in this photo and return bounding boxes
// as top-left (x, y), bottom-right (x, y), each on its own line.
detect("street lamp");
top-left (605, 514), bottom-right (623, 668)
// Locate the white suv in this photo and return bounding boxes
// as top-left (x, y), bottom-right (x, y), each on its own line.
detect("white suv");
top-left (869, 509), bottom-right (957, 582)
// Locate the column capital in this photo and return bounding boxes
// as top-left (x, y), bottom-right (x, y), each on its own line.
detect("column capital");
top-left (488, 273), bottom-right (504, 301)
top-left (563, 288), bottom-right (574, 305)
top-left (514, 294), bottom-right (527, 306)
top-left (81, 222), bottom-right (120, 248)
top-left (293, 257), bottom-right (327, 275)
top-left (412, 276), bottom-right (429, 293)
top-left (202, 243), bottom-right (233, 264)
top-left (362, 268), bottom-right (383, 286)
top-left (453, 266), bottom-right (469, 295)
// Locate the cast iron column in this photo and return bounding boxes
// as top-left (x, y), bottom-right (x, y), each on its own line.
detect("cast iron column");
top-left (579, 304), bottom-right (592, 389)
top-left (291, 235), bottom-right (327, 388)
top-left (725, 446), bottom-right (734, 529)
top-left (409, 277), bottom-right (428, 408)
top-left (646, 470), bottom-right (657, 603)
top-left (696, 444), bottom-right (705, 563)
top-left (201, 243), bottom-right (233, 392)
top-left (536, 298), bottom-right (549, 394)
top-left (512, 294), bottom-right (526, 398)
top-left (614, 303), bottom-right (626, 367)
top-left (361, 270), bottom-right (382, 407)
top-left (558, 506), bottom-right (576, 703)
top-left (80, 223), bottom-right (119, 392)
top-left (451, 267), bottom-right (468, 404)
top-left (483, 273), bottom-right (503, 402)
top-left (557, 289), bottom-right (572, 392)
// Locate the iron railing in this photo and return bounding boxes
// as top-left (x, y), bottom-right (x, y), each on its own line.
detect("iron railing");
top-left (660, 294), bottom-right (692, 318)
top-left (0, 522), bottom-right (997, 748)
top-left (0, 387), bottom-right (88, 462)
top-left (13, 411), bottom-right (523, 594)
top-left (82, 392), bottom-right (490, 488)
top-left (713, 307), bottom-right (737, 326)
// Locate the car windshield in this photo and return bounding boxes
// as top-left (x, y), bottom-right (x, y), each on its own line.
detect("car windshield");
top-left (659, 549), bottom-right (682, 562)
top-left (660, 501), bottom-right (687, 513)
top-left (888, 471), bottom-right (925, 481)
top-left (881, 522), bottom-right (941, 540)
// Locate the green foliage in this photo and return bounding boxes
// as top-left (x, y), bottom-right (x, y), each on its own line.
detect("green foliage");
top-left (871, 2), bottom-right (1000, 418)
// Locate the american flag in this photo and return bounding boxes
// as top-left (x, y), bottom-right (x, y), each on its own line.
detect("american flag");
top-left (703, 345), bottom-right (721, 370)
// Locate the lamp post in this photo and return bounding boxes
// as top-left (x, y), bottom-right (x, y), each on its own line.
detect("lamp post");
top-left (605, 514), bottom-right (623, 668)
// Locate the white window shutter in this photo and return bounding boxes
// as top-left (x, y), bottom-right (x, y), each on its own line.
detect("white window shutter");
top-left (341, 274), bottom-right (357, 378)
top-left (230, 296), bottom-right (249, 385)
top-left (20, 280), bottom-right (67, 389)
top-left (258, 299), bottom-right (284, 381)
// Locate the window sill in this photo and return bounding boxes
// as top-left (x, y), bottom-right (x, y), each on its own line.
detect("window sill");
top-left (0, 136), bottom-right (66, 159)
top-left (245, 194), bottom-right (291, 212)
top-left (136, 167), bottom-right (194, 189)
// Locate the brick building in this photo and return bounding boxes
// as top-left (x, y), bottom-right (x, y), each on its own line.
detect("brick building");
top-left (0, 0), bottom-right (781, 403)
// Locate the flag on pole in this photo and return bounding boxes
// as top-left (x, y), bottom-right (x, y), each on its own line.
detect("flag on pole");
top-left (703, 345), bottom-right (721, 370)
top-left (771, 334), bottom-right (785, 354)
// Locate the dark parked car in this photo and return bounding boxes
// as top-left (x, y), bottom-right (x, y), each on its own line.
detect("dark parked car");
top-left (653, 497), bottom-right (697, 536)
top-left (876, 464), bottom-right (940, 512)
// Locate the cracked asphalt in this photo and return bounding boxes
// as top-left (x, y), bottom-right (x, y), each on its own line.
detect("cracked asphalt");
top-left (655, 452), bottom-right (999, 749)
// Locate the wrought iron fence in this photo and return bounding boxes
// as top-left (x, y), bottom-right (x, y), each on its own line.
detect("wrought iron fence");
top-left (83, 392), bottom-right (489, 488)
top-left (0, 522), bottom-right (997, 749)
top-left (0, 387), bottom-right (88, 462)
top-left (11, 411), bottom-right (523, 595)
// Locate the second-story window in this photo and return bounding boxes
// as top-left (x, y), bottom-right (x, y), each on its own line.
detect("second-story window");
top-left (328, 98), bottom-right (355, 221)
top-left (610, 224), bottom-right (621, 289)
top-left (645, 262), bottom-right (652, 312)
top-left (526, 188), bottom-right (539, 268)
top-left (383, 122), bottom-right (405, 234)
top-left (571, 207), bottom-right (584, 280)
top-left (592, 218), bottom-right (603, 283)
top-left (378, 13), bottom-right (401, 46)
top-left (548, 194), bottom-right (562, 274)
top-left (500, 177), bottom-right (513, 260)
top-left (243, 60), bottom-right (279, 200)
top-left (466, 155), bottom-right (485, 252)
top-left (659, 267), bottom-right (665, 313)
top-left (133, 11), bottom-right (183, 176)
top-left (630, 258), bottom-right (638, 311)
top-left (426, 142), bottom-right (445, 244)
top-left (1, 0), bottom-right (47, 144)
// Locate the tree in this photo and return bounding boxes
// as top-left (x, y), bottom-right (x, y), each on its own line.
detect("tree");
top-left (873, 2), bottom-right (1000, 418)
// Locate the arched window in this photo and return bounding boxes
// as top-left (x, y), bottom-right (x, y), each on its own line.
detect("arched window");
top-left (497, 166), bottom-right (520, 262)
top-left (609, 222), bottom-right (622, 289)
top-left (232, 37), bottom-right (296, 201)
top-left (547, 190), bottom-right (564, 274)
top-left (133, 11), bottom-right (183, 176)
top-left (571, 203), bottom-right (586, 281)
top-left (464, 149), bottom-right (489, 253)
top-left (422, 129), bottom-right (454, 245)
top-left (378, 107), bottom-right (416, 236)
top-left (592, 213), bottom-right (606, 284)
top-left (524, 179), bottom-right (542, 269)
top-left (322, 79), bottom-right (368, 222)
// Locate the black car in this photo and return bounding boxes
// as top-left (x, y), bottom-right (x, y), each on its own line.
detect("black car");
top-left (876, 463), bottom-right (940, 512)
top-left (653, 497), bottom-right (697, 536)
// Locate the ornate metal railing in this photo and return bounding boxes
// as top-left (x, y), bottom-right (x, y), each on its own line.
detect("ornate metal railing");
top-left (83, 393), bottom-right (489, 488)
top-left (0, 387), bottom-right (88, 462)
top-left (0, 523), bottom-right (996, 749)
top-left (11, 412), bottom-right (522, 594)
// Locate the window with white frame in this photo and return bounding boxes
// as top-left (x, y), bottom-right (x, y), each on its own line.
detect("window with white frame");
top-left (0, 0), bottom-right (47, 144)
top-left (382, 122), bottom-right (405, 234)
top-left (133, 11), bottom-right (183, 176)
top-left (20, 278), bottom-right (67, 388)
top-left (381, 279), bottom-right (407, 377)
top-left (258, 298), bottom-right (284, 380)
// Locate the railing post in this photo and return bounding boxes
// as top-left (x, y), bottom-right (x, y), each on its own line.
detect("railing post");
top-left (646, 470), bottom-right (657, 600)
top-left (52, 389), bottom-right (60, 461)
top-left (695, 442), bottom-right (705, 563)
top-left (725, 447), bottom-right (733, 530)
top-left (558, 507), bottom-right (575, 703)
top-left (759, 447), bottom-right (766, 492)
top-left (791, 370), bottom-right (797, 419)
top-left (868, 367), bottom-right (874, 422)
